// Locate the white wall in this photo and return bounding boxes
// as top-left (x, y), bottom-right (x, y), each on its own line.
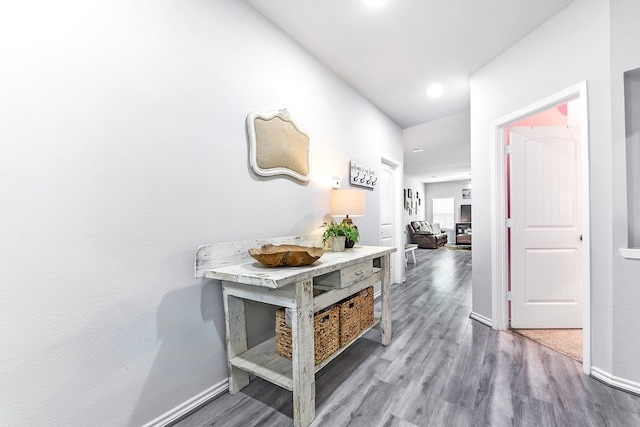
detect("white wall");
top-left (402, 177), bottom-right (425, 244)
top-left (423, 181), bottom-right (472, 243)
top-left (0, 0), bottom-right (403, 425)
top-left (403, 111), bottom-right (471, 180)
top-left (470, 0), bottom-right (614, 372)
top-left (610, 0), bottom-right (640, 384)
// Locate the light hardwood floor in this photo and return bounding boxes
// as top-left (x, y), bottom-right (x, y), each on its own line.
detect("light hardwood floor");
top-left (173, 248), bottom-right (640, 427)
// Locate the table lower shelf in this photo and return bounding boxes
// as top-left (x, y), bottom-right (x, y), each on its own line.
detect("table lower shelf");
top-left (229, 317), bottom-right (381, 392)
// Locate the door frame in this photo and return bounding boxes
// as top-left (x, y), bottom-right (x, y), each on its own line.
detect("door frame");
top-left (489, 81), bottom-right (591, 374)
top-left (381, 155), bottom-right (404, 285)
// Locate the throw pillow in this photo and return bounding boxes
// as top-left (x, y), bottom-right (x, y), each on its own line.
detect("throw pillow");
top-left (431, 223), bottom-right (441, 234)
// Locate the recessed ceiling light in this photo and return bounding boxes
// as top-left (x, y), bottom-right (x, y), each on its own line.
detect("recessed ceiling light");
top-left (363, 0), bottom-right (389, 7)
top-left (412, 148), bottom-right (424, 153)
top-left (426, 84), bottom-right (444, 98)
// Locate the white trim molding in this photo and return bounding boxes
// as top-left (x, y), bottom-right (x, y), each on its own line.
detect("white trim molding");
top-left (470, 312), bottom-right (493, 327)
top-left (619, 248), bottom-right (640, 259)
top-left (591, 367), bottom-right (640, 396)
top-left (381, 154), bottom-right (404, 286)
top-left (142, 379), bottom-right (229, 427)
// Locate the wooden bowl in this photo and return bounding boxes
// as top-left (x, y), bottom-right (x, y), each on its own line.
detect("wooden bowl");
top-left (248, 244), bottom-right (324, 267)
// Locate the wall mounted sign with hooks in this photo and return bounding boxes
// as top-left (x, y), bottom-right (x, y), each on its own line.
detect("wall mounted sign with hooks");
top-left (350, 161), bottom-right (377, 189)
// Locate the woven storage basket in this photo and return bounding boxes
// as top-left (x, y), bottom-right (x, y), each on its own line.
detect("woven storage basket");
top-left (357, 286), bottom-right (375, 331)
top-left (275, 305), bottom-right (339, 364)
top-left (337, 293), bottom-right (361, 346)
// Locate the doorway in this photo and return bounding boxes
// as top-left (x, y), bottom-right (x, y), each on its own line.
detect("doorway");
top-left (380, 156), bottom-right (403, 285)
top-left (489, 82), bottom-right (591, 374)
top-left (509, 122), bottom-right (584, 363)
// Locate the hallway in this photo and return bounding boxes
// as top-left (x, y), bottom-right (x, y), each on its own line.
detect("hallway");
top-left (174, 248), bottom-right (640, 426)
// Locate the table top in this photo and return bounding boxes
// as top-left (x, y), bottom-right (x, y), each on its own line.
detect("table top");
top-left (202, 245), bottom-right (396, 289)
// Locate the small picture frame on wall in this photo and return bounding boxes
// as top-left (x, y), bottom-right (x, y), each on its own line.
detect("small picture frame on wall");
top-left (462, 188), bottom-right (472, 199)
top-left (408, 189), bottom-right (413, 198)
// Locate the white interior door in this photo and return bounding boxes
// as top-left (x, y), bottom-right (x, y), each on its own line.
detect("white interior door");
top-left (380, 162), bottom-right (397, 279)
top-left (510, 126), bottom-right (583, 328)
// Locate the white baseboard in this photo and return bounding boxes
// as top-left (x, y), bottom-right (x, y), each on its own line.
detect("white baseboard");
top-left (142, 378), bottom-right (229, 427)
top-left (469, 311), bottom-right (493, 328)
top-left (591, 367), bottom-right (640, 396)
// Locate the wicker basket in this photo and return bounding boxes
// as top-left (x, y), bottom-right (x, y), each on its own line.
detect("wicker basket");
top-left (337, 293), bottom-right (361, 346)
top-left (275, 305), bottom-right (339, 364)
top-left (337, 286), bottom-right (375, 346)
top-left (358, 286), bottom-right (375, 330)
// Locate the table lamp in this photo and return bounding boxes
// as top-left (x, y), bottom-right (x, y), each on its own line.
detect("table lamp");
top-left (330, 189), bottom-right (366, 247)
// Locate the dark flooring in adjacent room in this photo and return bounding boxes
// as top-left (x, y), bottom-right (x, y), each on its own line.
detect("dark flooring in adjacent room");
top-left (174, 247), bottom-right (640, 427)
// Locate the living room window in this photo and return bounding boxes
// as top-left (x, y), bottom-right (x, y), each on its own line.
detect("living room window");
top-left (432, 197), bottom-right (454, 229)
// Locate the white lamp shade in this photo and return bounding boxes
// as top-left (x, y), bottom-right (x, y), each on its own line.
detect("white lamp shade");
top-left (330, 189), bottom-right (366, 217)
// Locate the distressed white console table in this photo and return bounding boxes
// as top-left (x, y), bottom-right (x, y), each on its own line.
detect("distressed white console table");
top-left (195, 235), bottom-right (396, 427)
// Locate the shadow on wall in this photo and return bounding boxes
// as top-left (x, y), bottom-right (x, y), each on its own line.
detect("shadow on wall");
top-left (128, 281), bottom-right (226, 426)
top-left (129, 278), bottom-right (279, 426)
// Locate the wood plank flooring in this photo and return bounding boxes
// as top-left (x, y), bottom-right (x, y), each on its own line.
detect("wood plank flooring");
top-left (173, 248), bottom-right (640, 427)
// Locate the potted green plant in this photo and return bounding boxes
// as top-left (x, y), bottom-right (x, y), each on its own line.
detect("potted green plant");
top-left (320, 221), bottom-right (360, 252)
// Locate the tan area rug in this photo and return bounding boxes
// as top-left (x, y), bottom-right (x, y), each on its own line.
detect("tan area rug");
top-left (513, 329), bottom-right (582, 362)
top-left (444, 244), bottom-right (471, 251)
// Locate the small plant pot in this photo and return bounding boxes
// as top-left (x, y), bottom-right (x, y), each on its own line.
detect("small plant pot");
top-left (330, 236), bottom-right (346, 252)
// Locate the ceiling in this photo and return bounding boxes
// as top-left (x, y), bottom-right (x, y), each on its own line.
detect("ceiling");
top-left (243, 0), bottom-right (575, 182)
